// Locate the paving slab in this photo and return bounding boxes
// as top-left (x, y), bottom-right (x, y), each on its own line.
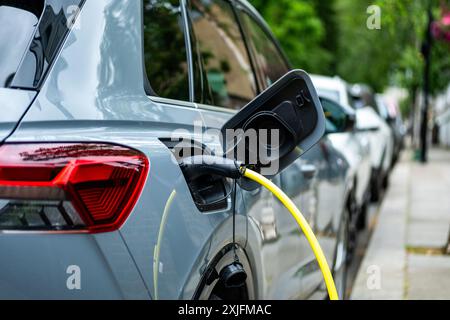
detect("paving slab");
top-left (351, 163), bottom-right (409, 300)
top-left (407, 221), bottom-right (450, 249)
top-left (409, 150), bottom-right (450, 224)
top-left (407, 254), bottom-right (450, 300)
top-left (351, 148), bottom-right (450, 299)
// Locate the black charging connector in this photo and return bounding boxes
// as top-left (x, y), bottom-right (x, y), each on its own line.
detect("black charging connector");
top-left (180, 155), bottom-right (245, 181)
top-left (179, 156), bottom-right (245, 213)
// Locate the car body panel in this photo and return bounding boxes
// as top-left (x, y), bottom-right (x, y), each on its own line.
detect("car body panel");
top-left (375, 94), bottom-right (405, 164)
top-left (0, 231), bottom-right (149, 299)
top-left (355, 106), bottom-right (394, 175)
top-left (327, 132), bottom-right (371, 208)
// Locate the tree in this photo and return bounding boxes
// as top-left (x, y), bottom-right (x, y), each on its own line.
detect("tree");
top-left (335, 0), bottom-right (404, 92)
top-left (313, 0), bottom-right (339, 74)
top-left (252, 0), bottom-right (450, 102)
top-left (251, 0), bottom-right (333, 74)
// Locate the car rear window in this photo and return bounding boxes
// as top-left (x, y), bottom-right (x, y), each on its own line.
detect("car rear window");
top-left (143, 0), bottom-right (190, 102)
top-left (0, 1), bottom-right (44, 87)
top-left (1, 0), bottom-right (84, 89)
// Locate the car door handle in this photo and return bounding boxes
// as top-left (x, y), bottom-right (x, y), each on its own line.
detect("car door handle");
top-left (301, 164), bottom-right (317, 179)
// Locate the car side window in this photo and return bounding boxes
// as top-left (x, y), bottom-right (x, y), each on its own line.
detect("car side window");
top-left (321, 98), bottom-right (347, 133)
top-left (143, 0), bottom-right (190, 101)
top-left (188, 0), bottom-right (257, 110)
top-left (238, 10), bottom-right (290, 89)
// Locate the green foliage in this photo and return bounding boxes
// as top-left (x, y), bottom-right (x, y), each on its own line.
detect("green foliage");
top-left (335, 0), bottom-right (390, 91)
top-left (373, 0), bottom-right (426, 95)
top-left (252, 0), bottom-right (450, 116)
top-left (251, 0), bottom-right (335, 74)
top-left (372, 0), bottom-right (450, 111)
top-left (431, 38), bottom-right (450, 94)
top-left (314, 0), bottom-right (339, 73)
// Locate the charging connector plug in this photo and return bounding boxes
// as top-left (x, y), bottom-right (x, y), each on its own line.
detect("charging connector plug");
top-left (180, 156), bottom-right (245, 180)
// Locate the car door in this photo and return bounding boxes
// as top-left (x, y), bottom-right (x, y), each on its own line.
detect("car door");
top-left (234, 3), bottom-right (333, 299)
top-left (119, 0), bottom-right (253, 299)
top-left (187, 0), bottom-right (304, 299)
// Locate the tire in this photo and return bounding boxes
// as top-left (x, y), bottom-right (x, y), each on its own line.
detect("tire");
top-left (333, 207), bottom-right (350, 300)
top-left (356, 202), bottom-right (367, 231)
top-left (382, 172), bottom-right (389, 190)
top-left (370, 170), bottom-right (382, 202)
top-left (347, 191), bottom-right (358, 262)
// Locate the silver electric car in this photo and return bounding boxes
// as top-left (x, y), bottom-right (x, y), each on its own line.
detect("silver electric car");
top-left (0, 0), bottom-right (354, 300)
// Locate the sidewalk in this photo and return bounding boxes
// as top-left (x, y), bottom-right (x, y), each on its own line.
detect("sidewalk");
top-left (351, 148), bottom-right (450, 300)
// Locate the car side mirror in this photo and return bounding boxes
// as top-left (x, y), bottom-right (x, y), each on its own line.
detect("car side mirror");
top-left (320, 97), bottom-right (355, 134)
top-left (221, 70), bottom-right (325, 180)
top-left (355, 107), bottom-right (381, 133)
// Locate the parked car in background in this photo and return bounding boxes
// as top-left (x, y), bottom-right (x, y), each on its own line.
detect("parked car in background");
top-left (311, 75), bottom-right (372, 229)
top-left (350, 85), bottom-right (395, 201)
top-left (311, 76), bottom-right (395, 202)
top-left (0, 0), bottom-right (355, 300)
top-left (319, 97), bottom-right (372, 242)
top-left (310, 74), bottom-right (352, 107)
top-left (375, 94), bottom-right (405, 166)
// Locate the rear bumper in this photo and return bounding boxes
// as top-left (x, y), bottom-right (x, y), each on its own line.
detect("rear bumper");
top-left (0, 232), bottom-right (149, 299)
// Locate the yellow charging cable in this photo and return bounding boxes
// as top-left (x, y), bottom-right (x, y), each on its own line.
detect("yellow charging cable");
top-left (243, 168), bottom-right (339, 300)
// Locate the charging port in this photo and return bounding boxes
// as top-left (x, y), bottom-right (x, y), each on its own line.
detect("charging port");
top-left (185, 174), bottom-right (231, 212)
top-left (160, 139), bottom-right (233, 212)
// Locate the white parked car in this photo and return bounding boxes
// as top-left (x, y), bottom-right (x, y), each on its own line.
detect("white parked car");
top-left (310, 74), bottom-right (352, 106)
top-left (354, 105), bottom-right (394, 200)
top-left (319, 97), bottom-right (373, 250)
top-left (350, 84), bottom-right (395, 201)
top-left (311, 75), bottom-right (372, 233)
top-left (311, 75), bottom-right (393, 203)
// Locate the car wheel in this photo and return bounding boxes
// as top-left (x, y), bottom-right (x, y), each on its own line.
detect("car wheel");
top-left (356, 202), bottom-right (368, 230)
top-left (382, 173), bottom-right (390, 190)
top-left (333, 207), bottom-right (350, 300)
top-left (370, 170), bottom-right (382, 202)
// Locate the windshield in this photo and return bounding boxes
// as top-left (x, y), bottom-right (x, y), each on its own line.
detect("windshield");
top-left (0, 1), bottom-right (44, 87)
top-left (316, 88), bottom-right (341, 104)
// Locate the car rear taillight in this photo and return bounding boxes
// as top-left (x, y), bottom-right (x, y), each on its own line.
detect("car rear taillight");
top-left (0, 143), bottom-right (149, 233)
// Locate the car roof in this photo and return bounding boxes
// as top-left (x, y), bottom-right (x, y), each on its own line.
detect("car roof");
top-left (310, 74), bottom-right (347, 91)
top-left (309, 74), bottom-right (352, 106)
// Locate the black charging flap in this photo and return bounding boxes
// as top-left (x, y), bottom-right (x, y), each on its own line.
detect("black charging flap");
top-left (221, 69), bottom-right (325, 178)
